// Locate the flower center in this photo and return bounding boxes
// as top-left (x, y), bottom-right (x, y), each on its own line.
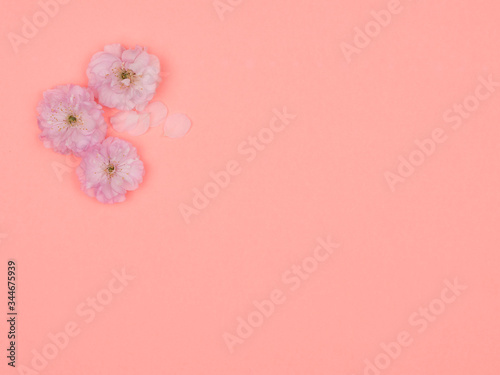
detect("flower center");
top-left (104, 162), bottom-right (118, 178)
top-left (120, 70), bottom-right (133, 80)
top-left (67, 115), bottom-right (78, 125)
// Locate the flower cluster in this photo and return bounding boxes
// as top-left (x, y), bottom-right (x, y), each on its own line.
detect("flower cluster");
top-left (37, 44), bottom-right (171, 204)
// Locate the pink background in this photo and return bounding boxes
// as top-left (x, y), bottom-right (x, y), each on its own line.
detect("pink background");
top-left (1, 0), bottom-right (500, 374)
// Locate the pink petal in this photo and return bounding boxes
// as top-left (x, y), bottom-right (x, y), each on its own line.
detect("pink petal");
top-left (127, 113), bottom-right (151, 136)
top-left (163, 114), bottom-right (191, 138)
top-left (144, 101), bottom-right (168, 127)
top-left (110, 111), bottom-right (140, 133)
top-left (103, 44), bottom-right (124, 56)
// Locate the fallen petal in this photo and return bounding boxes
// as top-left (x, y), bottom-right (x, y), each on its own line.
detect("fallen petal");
top-left (127, 113), bottom-right (151, 136)
top-left (164, 113), bottom-right (192, 138)
top-left (110, 111), bottom-right (140, 133)
top-left (144, 101), bottom-right (168, 127)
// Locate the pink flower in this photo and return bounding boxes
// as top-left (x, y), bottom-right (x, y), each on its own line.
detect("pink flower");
top-left (37, 84), bottom-right (107, 157)
top-left (87, 44), bottom-right (161, 111)
top-left (76, 137), bottom-right (145, 204)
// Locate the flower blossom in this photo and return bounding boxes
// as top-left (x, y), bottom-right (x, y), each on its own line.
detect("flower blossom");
top-left (87, 44), bottom-right (161, 111)
top-left (76, 137), bottom-right (145, 204)
top-left (37, 84), bottom-right (107, 156)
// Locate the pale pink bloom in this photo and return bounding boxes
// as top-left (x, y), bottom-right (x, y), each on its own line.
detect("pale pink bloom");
top-left (76, 137), bottom-right (145, 204)
top-left (87, 44), bottom-right (161, 111)
top-left (37, 84), bottom-right (107, 157)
